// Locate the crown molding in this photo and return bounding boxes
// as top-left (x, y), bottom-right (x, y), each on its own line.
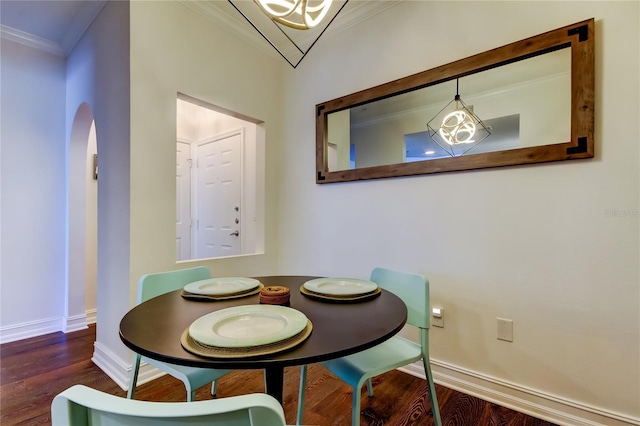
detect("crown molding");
top-left (179, 0), bottom-right (277, 58)
top-left (1, 24), bottom-right (65, 57)
top-left (179, 0), bottom-right (403, 62)
top-left (1, 0), bottom-right (399, 60)
top-left (59, 0), bottom-right (107, 56)
top-left (325, 0), bottom-right (403, 38)
top-left (0, 0), bottom-right (106, 58)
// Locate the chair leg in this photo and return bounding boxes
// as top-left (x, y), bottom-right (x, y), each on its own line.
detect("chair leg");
top-left (296, 365), bottom-right (308, 425)
top-left (423, 359), bottom-right (442, 426)
top-left (126, 353), bottom-right (142, 399)
top-left (352, 386), bottom-right (362, 426)
top-left (366, 378), bottom-right (374, 397)
top-left (182, 378), bottom-right (196, 402)
top-left (264, 368), bottom-right (268, 392)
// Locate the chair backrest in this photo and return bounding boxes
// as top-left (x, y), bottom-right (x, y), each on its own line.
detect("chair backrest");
top-left (370, 267), bottom-right (430, 329)
top-left (51, 385), bottom-right (286, 426)
top-left (137, 266), bottom-right (211, 303)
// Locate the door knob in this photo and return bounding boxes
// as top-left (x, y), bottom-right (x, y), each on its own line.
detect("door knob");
top-left (230, 230), bottom-right (239, 237)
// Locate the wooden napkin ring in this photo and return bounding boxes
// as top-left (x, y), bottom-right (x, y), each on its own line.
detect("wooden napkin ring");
top-left (259, 286), bottom-right (290, 305)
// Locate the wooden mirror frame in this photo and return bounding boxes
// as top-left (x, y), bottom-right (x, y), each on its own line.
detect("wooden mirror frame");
top-left (315, 19), bottom-right (594, 184)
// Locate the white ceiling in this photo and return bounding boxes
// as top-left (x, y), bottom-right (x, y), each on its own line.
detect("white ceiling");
top-left (0, 0), bottom-right (108, 56)
top-left (0, 0), bottom-right (400, 60)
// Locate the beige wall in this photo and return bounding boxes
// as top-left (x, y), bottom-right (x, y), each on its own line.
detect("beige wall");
top-left (278, 1), bottom-right (639, 424)
top-left (129, 1), bottom-right (283, 306)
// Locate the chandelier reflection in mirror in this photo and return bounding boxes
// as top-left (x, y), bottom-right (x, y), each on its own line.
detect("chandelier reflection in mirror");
top-left (427, 79), bottom-right (491, 157)
top-left (255, 0), bottom-right (333, 30)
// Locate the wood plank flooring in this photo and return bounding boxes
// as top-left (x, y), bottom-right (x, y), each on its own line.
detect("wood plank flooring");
top-left (0, 325), bottom-right (557, 425)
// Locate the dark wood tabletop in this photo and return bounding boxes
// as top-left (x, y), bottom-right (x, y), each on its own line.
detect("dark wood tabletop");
top-left (119, 275), bottom-right (407, 403)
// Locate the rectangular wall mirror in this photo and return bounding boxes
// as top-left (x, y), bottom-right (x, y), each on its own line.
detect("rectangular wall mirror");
top-left (316, 19), bottom-right (594, 183)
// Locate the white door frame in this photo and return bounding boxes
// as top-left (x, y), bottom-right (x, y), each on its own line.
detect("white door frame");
top-left (176, 139), bottom-right (192, 261)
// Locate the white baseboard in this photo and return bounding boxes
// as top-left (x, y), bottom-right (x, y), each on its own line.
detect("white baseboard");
top-left (63, 314), bottom-right (88, 333)
top-left (0, 310), bottom-right (95, 343)
top-left (0, 313), bottom-right (165, 393)
top-left (85, 309), bottom-right (97, 325)
top-left (92, 340), bottom-right (130, 390)
top-left (4, 317), bottom-right (635, 426)
top-left (134, 361), bottom-right (168, 385)
top-left (0, 316), bottom-right (61, 344)
top-left (92, 340), bottom-right (167, 391)
top-left (399, 361), bottom-right (639, 426)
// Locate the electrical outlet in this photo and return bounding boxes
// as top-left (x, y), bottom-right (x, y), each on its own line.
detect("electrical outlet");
top-left (497, 318), bottom-right (513, 342)
top-left (432, 307), bottom-right (444, 328)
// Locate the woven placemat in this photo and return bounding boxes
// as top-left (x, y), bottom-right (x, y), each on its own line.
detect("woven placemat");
top-left (181, 283), bottom-right (264, 301)
top-left (299, 286), bottom-right (381, 303)
top-left (181, 320), bottom-right (313, 359)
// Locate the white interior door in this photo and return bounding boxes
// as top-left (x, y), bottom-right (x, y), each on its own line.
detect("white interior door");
top-left (195, 130), bottom-right (243, 258)
top-left (176, 141), bottom-right (192, 260)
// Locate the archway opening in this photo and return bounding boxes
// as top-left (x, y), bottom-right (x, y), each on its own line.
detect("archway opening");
top-left (66, 102), bottom-right (98, 332)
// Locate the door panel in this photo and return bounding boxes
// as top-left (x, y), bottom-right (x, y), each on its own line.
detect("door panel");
top-left (195, 131), bottom-right (242, 258)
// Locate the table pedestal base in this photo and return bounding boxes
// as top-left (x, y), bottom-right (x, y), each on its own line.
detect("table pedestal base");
top-left (264, 366), bottom-right (285, 404)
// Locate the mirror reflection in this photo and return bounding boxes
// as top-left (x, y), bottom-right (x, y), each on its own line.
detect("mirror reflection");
top-left (328, 48), bottom-right (571, 171)
top-left (316, 19), bottom-right (594, 183)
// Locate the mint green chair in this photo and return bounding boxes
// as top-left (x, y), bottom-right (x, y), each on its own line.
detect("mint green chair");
top-left (127, 267), bottom-right (232, 402)
top-left (52, 385), bottom-right (286, 426)
top-left (296, 267), bottom-right (442, 426)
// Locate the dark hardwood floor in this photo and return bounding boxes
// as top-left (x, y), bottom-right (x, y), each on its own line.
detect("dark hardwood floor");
top-left (0, 325), bottom-right (557, 425)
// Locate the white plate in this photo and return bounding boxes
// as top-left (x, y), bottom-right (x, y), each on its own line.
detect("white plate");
top-left (188, 305), bottom-right (308, 348)
top-left (302, 278), bottom-right (378, 296)
top-left (183, 277), bottom-right (260, 296)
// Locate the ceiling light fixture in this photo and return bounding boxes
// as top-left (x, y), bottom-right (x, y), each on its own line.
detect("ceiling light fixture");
top-left (426, 79), bottom-right (491, 157)
top-left (229, 0), bottom-right (348, 68)
top-left (255, 0), bottom-right (334, 30)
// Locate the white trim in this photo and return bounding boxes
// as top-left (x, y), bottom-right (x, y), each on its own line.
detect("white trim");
top-left (92, 341), bottom-right (130, 390)
top-left (399, 361), bottom-right (639, 426)
top-left (132, 361), bottom-right (168, 388)
top-left (92, 341), bottom-right (167, 391)
top-left (0, 316), bottom-right (61, 344)
top-left (0, 24), bottom-right (65, 57)
top-left (179, 0), bottom-right (402, 61)
top-left (57, 0), bottom-right (107, 56)
top-left (63, 313), bottom-right (88, 333)
top-left (0, 1), bottom-right (107, 57)
top-left (85, 308), bottom-right (97, 325)
top-left (0, 310), bottom-right (96, 343)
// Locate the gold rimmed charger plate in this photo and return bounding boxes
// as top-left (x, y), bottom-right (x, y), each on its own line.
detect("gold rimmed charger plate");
top-left (299, 285), bottom-right (381, 303)
top-left (181, 283), bottom-right (264, 301)
top-left (181, 320), bottom-right (313, 358)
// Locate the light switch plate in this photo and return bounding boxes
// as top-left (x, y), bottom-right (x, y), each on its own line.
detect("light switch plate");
top-left (497, 318), bottom-right (513, 342)
top-left (432, 307), bottom-right (444, 328)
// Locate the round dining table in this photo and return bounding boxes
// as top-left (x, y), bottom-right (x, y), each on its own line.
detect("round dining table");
top-left (119, 275), bottom-right (408, 403)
